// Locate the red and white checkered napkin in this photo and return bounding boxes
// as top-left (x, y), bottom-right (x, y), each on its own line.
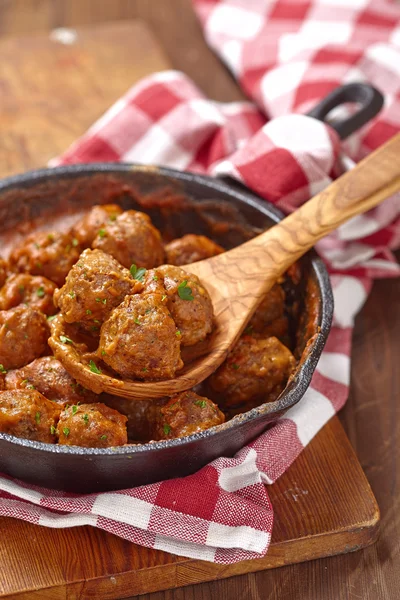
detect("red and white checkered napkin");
top-left (1, 0), bottom-right (400, 564)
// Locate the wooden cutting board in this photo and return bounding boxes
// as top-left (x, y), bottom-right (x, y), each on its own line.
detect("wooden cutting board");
top-left (0, 21), bottom-right (379, 599)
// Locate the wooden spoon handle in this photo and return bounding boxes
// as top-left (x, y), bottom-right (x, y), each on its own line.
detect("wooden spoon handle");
top-left (228, 132), bottom-right (400, 282)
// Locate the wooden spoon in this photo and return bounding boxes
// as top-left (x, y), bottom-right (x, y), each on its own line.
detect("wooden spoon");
top-left (53, 133), bottom-right (400, 399)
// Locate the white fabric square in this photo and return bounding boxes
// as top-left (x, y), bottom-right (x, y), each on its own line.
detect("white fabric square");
top-left (332, 276), bottom-right (368, 328)
top-left (299, 20), bottom-right (353, 45)
top-left (260, 62), bottom-right (309, 102)
top-left (92, 493), bottom-right (153, 529)
top-left (207, 5), bottom-right (263, 40)
top-left (284, 387), bottom-right (336, 447)
top-left (122, 124), bottom-right (192, 169)
top-left (218, 448), bottom-right (259, 492)
top-left (154, 535), bottom-right (216, 561)
top-left (367, 43), bottom-right (400, 77)
top-left (207, 521), bottom-right (270, 553)
top-left (316, 352), bottom-right (351, 385)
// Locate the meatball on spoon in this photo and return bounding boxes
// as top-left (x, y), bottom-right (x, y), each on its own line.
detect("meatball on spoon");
top-left (59, 134), bottom-right (400, 399)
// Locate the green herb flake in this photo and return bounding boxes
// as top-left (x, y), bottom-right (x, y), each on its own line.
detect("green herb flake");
top-left (134, 317), bottom-right (141, 325)
top-left (130, 264), bottom-right (147, 281)
top-left (89, 360), bottom-right (102, 375)
top-left (35, 412), bottom-right (41, 424)
top-left (231, 363), bottom-right (240, 370)
top-left (101, 350), bottom-right (106, 356)
top-left (35, 262), bottom-right (42, 269)
top-left (63, 427), bottom-right (70, 437)
top-left (18, 285), bottom-right (25, 294)
top-left (177, 280), bottom-right (194, 301)
top-left (100, 434), bottom-right (107, 441)
top-left (47, 233), bottom-right (54, 243)
top-left (0, 364), bottom-right (7, 374)
top-left (175, 330), bottom-right (181, 337)
top-left (83, 413), bottom-right (89, 426)
top-left (94, 319), bottom-right (101, 324)
top-left (72, 405), bottom-right (78, 415)
top-left (60, 335), bottom-right (74, 345)
top-left (69, 291), bottom-right (75, 299)
top-left (153, 275), bottom-right (159, 281)
top-left (90, 325), bottom-right (99, 332)
top-left (72, 238), bottom-right (79, 247)
top-left (109, 214), bottom-right (117, 222)
top-left (163, 423), bottom-right (171, 436)
top-left (50, 425), bottom-right (56, 435)
top-left (98, 229), bottom-right (106, 238)
top-left (36, 286), bottom-right (45, 298)
top-left (161, 294), bottom-right (167, 301)
top-left (86, 309), bottom-right (92, 315)
top-left (194, 400), bottom-right (207, 409)
top-left (142, 367), bottom-right (148, 372)
top-left (47, 314), bottom-right (57, 322)
top-left (95, 297), bottom-right (107, 304)
top-left (65, 244), bottom-right (71, 253)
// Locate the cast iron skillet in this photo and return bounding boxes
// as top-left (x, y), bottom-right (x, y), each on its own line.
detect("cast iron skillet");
top-left (0, 83), bottom-right (383, 492)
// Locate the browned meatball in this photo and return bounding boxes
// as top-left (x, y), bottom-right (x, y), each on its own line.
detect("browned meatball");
top-left (0, 273), bottom-right (57, 316)
top-left (0, 375), bottom-right (5, 390)
top-left (0, 257), bottom-right (8, 289)
top-left (0, 390), bottom-right (60, 443)
top-left (208, 335), bottom-right (296, 408)
top-left (54, 249), bottom-right (140, 331)
top-left (72, 204), bottom-right (123, 248)
top-left (92, 210), bottom-right (164, 269)
top-left (155, 391), bottom-right (225, 440)
top-left (5, 356), bottom-right (98, 406)
top-left (164, 234), bottom-right (224, 266)
top-left (99, 292), bottom-right (183, 380)
top-left (9, 231), bottom-right (81, 287)
top-left (249, 284), bottom-right (285, 333)
top-left (57, 402), bottom-right (127, 447)
top-left (0, 306), bottom-right (49, 370)
top-left (154, 265), bottom-right (214, 346)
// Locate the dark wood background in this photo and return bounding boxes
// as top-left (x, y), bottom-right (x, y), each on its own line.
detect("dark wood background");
top-left (0, 1), bottom-right (399, 599)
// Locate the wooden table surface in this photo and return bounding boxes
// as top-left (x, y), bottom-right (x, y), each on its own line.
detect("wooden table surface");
top-left (0, 2), bottom-right (399, 599)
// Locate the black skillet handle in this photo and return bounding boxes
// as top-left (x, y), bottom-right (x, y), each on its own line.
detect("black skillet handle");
top-left (306, 82), bottom-right (384, 140)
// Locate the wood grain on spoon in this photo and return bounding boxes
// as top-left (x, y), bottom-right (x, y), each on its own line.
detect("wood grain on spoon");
top-left (58, 132), bottom-right (400, 399)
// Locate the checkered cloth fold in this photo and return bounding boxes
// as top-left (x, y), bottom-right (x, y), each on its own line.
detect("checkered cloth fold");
top-left (1, 0), bottom-right (400, 564)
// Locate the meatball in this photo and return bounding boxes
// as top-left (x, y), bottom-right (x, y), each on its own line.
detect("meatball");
top-left (56, 402), bottom-right (127, 448)
top-left (5, 356), bottom-right (98, 406)
top-left (0, 273), bottom-right (57, 316)
top-left (99, 292), bottom-right (183, 380)
top-left (103, 394), bottom-right (166, 442)
top-left (249, 284), bottom-right (285, 333)
top-left (92, 210), bottom-right (164, 269)
top-left (164, 234), bottom-right (224, 266)
top-left (154, 265), bottom-right (214, 346)
top-left (0, 306), bottom-right (49, 370)
top-left (72, 204), bottom-right (123, 248)
top-left (9, 231), bottom-right (81, 287)
top-left (0, 257), bottom-right (8, 288)
top-left (0, 390), bottom-right (60, 443)
top-left (155, 391), bottom-right (225, 440)
top-left (54, 249), bottom-right (139, 331)
top-left (208, 335), bottom-right (296, 408)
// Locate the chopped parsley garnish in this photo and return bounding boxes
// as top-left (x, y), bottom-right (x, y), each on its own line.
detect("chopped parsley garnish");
top-left (163, 423), bottom-right (171, 436)
top-left (142, 367), bottom-right (148, 372)
top-left (176, 330), bottom-right (181, 337)
top-left (194, 400), bottom-right (207, 409)
top-left (35, 412), bottom-right (41, 424)
top-left (130, 264), bottom-right (147, 281)
top-left (177, 280), bottom-right (194, 301)
top-left (69, 291), bottom-right (75, 299)
top-left (109, 214), bottom-right (117, 221)
top-left (18, 285), bottom-right (25, 294)
top-left (231, 363), bottom-right (240, 370)
top-left (60, 335), bottom-right (74, 345)
top-left (50, 425), bottom-right (56, 435)
top-left (72, 405), bottom-right (78, 415)
top-left (72, 238), bottom-right (79, 247)
top-left (90, 325), bottom-right (99, 332)
top-left (47, 233), bottom-right (54, 242)
top-left (95, 297), bottom-right (107, 304)
top-left (77, 262), bottom-right (84, 268)
top-left (89, 360), bottom-right (102, 374)
top-left (36, 286), bottom-right (45, 298)
top-left (94, 319), bottom-right (101, 324)
top-left (36, 262), bottom-right (42, 269)
top-left (101, 350), bottom-right (106, 356)
top-left (0, 364), bottom-right (6, 374)
top-left (47, 314), bottom-right (57, 322)
top-left (153, 275), bottom-right (158, 281)
top-left (63, 427), bottom-right (70, 437)
top-left (161, 294), bottom-right (167, 301)
top-left (100, 435), bottom-right (107, 441)
top-left (83, 413), bottom-right (89, 425)
top-left (86, 309), bottom-right (92, 315)
top-left (98, 229), bottom-right (106, 238)
top-left (134, 318), bottom-right (141, 325)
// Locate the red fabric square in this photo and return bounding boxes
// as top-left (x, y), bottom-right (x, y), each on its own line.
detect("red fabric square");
top-left (132, 83), bottom-right (182, 122)
top-left (313, 47), bottom-right (363, 66)
top-left (293, 80), bottom-right (339, 111)
top-left (268, 1), bottom-right (311, 21)
top-left (357, 9), bottom-right (398, 29)
top-left (363, 120), bottom-right (400, 150)
top-left (155, 465), bottom-right (220, 520)
top-left (237, 148), bottom-right (308, 203)
top-left (63, 135), bottom-right (120, 164)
